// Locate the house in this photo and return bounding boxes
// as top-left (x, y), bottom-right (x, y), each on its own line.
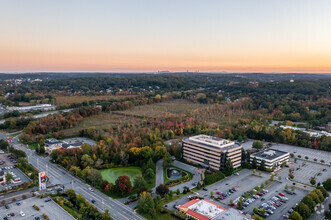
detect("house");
top-left (44, 138), bottom-right (63, 153)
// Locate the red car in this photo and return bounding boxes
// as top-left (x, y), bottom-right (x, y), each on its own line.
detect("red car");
top-left (279, 193), bottom-right (285, 196)
top-left (216, 192), bottom-right (221, 195)
top-left (232, 188), bottom-right (237, 191)
top-left (257, 192), bottom-right (263, 196)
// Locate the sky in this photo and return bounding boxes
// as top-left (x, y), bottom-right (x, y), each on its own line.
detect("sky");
top-left (0, 0), bottom-right (331, 73)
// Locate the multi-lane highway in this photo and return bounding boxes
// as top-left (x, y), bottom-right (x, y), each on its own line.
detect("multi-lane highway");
top-left (0, 132), bottom-right (145, 220)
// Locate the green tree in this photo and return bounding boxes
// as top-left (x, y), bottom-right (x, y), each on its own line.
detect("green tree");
top-left (81, 154), bottom-right (94, 167)
top-left (270, 174), bottom-right (274, 181)
top-left (296, 202), bottom-right (311, 219)
top-left (6, 173), bottom-right (13, 181)
top-left (86, 169), bottom-right (102, 186)
top-left (253, 214), bottom-right (263, 220)
top-left (309, 191), bottom-right (320, 204)
top-left (302, 196), bottom-right (316, 212)
top-left (259, 160), bottom-right (266, 171)
top-left (259, 208), bottom-right (266, 215)
top-left (252, 140), bottom-right (263, 149)
top-left (156, 184), bottom-right (169, 196)
top-left (144, 168), bottom-right (155, 181)
top-left (210, 191), bottom-right (214, 197)
top-left (165, 194), bottom-right (170, 201)
top-left (253, 207), bottom-right (258, 214)
top-left (237, 200), bottom-right (243, 209)
top-left (310, 177), bottom-right (316, 186)
top-left (145, 158), bottom-right (155, 171)
top-left (323, 178), bottom-right (331, 191)
top-left (278, 176), bottom-right (282, 181)
top-left (258, 171), bottom-right (262, 176)
top-left (163, 152), bottom-right (172, 168)
top-left (253, 169), bottom-right (256, 174)
top-left (289, 211), bottom-right (303, 220)
top-left (176, 188), bottom-right (180, 195)
top-left (137, 192), bottom-right (154, 214)
top-left (252, 157), bottom-right (257, 169)
top-left (224, 159), bottom-right (234, 176)
top-left (133, 175), bottom-right (147, 190)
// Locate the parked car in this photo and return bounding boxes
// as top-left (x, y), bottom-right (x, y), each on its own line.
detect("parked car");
top-left (45, 198), bottom-right (52, 202)
top-left (5, 205), bottom-right (9, 209)
top-left (279, 193), bottom-right (285, 197)
top-left (232, 187), bottom-right (237, 191)
top-left (257, 192), bottom-right (263, 196)
top-left (203, 188), bottom-right (208, 191)
top-left (20, 211), bottom-right (25, 217)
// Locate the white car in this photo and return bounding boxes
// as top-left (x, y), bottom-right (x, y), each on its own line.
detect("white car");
top-left (88, 187), bottom-right (94, 192)
top-left (20, 211), bottom-right (25, 216)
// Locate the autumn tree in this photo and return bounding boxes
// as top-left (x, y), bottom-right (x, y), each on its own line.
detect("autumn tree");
top-left (115, 175), bottom-right (133, 195)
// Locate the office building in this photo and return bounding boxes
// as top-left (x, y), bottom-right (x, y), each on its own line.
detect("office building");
top-left (250, 149), bottom-right (290, 170)
top-left (182, 135), bottom-right (242, 170)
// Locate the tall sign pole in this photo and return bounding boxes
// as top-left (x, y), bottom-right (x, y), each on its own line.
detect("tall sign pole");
top-left (39, 172), bottom-right (47, 191)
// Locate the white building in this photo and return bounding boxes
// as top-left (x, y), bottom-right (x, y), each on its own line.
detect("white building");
top-left (250, 149), bottom-right (290, 170)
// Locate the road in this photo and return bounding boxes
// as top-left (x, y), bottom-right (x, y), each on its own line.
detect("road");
top-left (0, 109), bottom-right (72, 125)
top-left (0, 132), bottom-right (145, 220)
top-left (154, 159), bottom-right (164, 193)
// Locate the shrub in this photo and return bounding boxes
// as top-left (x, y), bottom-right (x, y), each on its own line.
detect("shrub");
top-left (33, 204), bottom-right (40, 211)
top-left (204, 171), bottom-right (226, 185)
top-left (42, 214), bottom-right (49, 220)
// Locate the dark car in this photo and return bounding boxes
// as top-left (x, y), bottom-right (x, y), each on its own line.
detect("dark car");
top-left (45, 198), bottom-right (52, 202)
top-left (35, 217), bottom-right (40, 220)
top-left (203, 188), bottom-right (208, 191)
top-left (91, 200), bottom-right (96, 204)
top-left (5, 205), bottom-right (9, 209)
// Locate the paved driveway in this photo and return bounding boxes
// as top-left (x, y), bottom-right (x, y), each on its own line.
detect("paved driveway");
top-left (168, 160), bottom-right (203, 192)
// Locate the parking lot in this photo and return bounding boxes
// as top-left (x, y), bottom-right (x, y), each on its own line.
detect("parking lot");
top-left (290, 160), bottom-right (331, 186)
top-left (0, 154), bottom-right (17, 168)
top-left (0, 154), bottom-right (30, 192)
top-left (242, 140), bottom-right (331, 165)
top-left (166, 169), bottom-right (271, 210)
top-left (0, 197), bottom-right (74, 220)
top-left (62, 137), bottom-right (97, 146)
top-left (166, 167), bottom-right (311, 219)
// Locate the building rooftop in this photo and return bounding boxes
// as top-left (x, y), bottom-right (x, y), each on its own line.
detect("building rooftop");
top-left (62, 142), bottom-right (82, 148)
top-left (214, 208), bottom-right (253, 220)
top-left (178, 199), bottom-right (252, 220)
top-left (45, 138), bottom-right (62, 144)
top-left (251, 148), bottom-right (289, 161)
top-left (179, 199), bottom-right (226, 220)
top-left (184, 135), bottom-right (240, 150)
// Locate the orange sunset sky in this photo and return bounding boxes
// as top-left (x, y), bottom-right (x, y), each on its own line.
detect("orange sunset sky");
top-left (1, 0), bottom-right (331, 73)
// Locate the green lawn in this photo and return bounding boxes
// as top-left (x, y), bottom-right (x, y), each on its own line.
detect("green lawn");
top-left (100, 166), bottom-right (142, 184)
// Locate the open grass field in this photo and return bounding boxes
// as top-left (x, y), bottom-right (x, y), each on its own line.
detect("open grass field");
top-left (100, 166), bottom-right (142, 183)
top-left (55, 94), bottom-right (137, 105)
top-left (118, 99), bottom-right (212, 118)
top-left (58, 112), bottom-right (142, 137)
